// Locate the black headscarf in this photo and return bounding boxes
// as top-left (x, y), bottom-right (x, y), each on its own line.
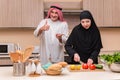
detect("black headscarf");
top-left (80, 10), bottom-right (97, 30)
top-left (78, 10), bottom-right (102, 50)
top-left (65, 10), bottom-right (103, 64)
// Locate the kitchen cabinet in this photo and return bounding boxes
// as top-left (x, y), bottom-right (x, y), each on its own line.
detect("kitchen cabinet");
top-left (21, 0), bottom-right (43, 27)
top-left (110, 0), bottom-right (120, 26)
top-left (0, 0), bottom-right (43, 28)
top-left (0, 0), bottom-right (22, 27)
top-left (83, 0), bottom-right (104, 27)
top-left (83, 0), bottom-right (120, 27)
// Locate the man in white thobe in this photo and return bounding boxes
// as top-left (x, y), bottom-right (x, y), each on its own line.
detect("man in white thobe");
top-left (34, 4), bottom-right (69, 65)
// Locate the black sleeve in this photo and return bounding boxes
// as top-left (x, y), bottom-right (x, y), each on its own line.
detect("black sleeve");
top-left (90, 29), bottom-right (103, 63)
top-left (89, 49), bottom-right (100, 63)
top-left (64, 28), bottom-right (77, 58)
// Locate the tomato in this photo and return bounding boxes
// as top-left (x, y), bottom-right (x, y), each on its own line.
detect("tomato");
top-left (82, 63), bottom-right (88, 69)
top-left (89, 64), bottom-right (96, 70)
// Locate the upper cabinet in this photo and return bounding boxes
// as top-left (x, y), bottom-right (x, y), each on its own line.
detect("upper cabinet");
top-left (22, 0), bottom-right (43, 27)
top-left (0, 0), bottom-right (44, 28)
top-left (83, 0), bottom-right (104, 27)
top-left (44, 0), bottom-right (83, 13)
top-left (0, 0), bottom-right (22, 27)
top-left (83, 0), bottom-right (120, 27)
top-left (1, 0), bottom-right (120, 28)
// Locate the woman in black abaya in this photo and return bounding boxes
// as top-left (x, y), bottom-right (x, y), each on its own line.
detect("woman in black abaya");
top-left (65, 10), bottom-right (103, 65)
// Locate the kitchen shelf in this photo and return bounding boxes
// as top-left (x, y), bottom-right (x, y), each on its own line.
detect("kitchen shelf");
top-left (0, 27), bottom-right (36, 30)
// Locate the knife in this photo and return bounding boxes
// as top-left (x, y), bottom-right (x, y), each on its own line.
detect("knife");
top-left (79, 60), bottom-right (84, 64)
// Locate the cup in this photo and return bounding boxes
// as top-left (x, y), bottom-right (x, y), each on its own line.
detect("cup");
top-left (13, 63), bottom-right (26, 76)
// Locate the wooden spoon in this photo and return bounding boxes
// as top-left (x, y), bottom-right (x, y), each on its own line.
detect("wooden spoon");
top-left (22, 46), bottom-right (34, 62)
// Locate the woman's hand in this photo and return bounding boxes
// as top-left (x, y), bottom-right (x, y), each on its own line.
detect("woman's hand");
top-left (74, 53), bottom-right (80, 62)
top-left (87, 58), bottom-right (93, 65)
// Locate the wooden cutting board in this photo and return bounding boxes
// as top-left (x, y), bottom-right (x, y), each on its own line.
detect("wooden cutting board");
top-left (67, 65), bottom-right (105, 72)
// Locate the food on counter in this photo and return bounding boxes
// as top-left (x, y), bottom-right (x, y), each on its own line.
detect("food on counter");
top-left (42, 63), bottom-right (63, 75)
top-left (42, 61), bottom-right (68, 70)
top-left (57, 62), bottom-right (68, 67)
top-left (89, 64), bottom-right (96, 70)
top-left (69, 65), bottom-right (81, 70)
top-left (82, 63), bottom-right (88, 69)
top-left (95, 64), bottom-right (103, 69)
top-left (48, 64), bottom-right (62, 71)
top-left (100, 52), bottom-right (120, 73)
top-left (70, 65), bottom-right (76, 70)
top-left (75, 65), bottom-right (81, 70)
top-left (100, 52), bottom-right (120, 64)
top-left (69, 64), bottom-right (103, 70)
top-left (68, 64), bottom-right (105, 72)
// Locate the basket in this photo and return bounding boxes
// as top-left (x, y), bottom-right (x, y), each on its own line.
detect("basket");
top-left (45, 69), bottom-right (62, 75)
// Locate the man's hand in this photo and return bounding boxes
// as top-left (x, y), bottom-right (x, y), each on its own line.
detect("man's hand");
top-left (37, 21), bottom-right (50, 36)
top-left (56, 33), bottom-right (63, 43)
top-left (40, 21), bottom-right (50, 31)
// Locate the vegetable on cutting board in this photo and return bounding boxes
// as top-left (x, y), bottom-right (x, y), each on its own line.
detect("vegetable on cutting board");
top-left (89, 64), bottom-right (96, 70)
top-left (95, 64), bottom-right (103, 69)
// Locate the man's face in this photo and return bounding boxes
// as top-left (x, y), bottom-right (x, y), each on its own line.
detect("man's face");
top-left (50, 9), bottom-right (59, 21)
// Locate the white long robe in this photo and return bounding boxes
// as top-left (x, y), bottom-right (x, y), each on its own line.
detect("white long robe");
top-left (34, 19), bottom-right (68, 65)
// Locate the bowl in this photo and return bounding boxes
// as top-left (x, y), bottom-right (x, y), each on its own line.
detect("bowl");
top-left (108, 62), bottom-right (120, 73)
top-left (99, 59), bottom-right (120, 73)
top-left (45, 69), bottom-right (62, 75)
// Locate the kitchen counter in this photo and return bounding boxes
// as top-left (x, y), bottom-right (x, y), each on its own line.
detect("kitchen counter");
top-left (0, 66), bottom-right (120, 80)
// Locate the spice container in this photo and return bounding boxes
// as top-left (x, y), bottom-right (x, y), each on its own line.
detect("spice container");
top-left (26, 58), bottom-right (42, 77)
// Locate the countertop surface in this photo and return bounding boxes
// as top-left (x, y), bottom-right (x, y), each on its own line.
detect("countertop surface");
top-left (0, 66), bottom-right (120, 80)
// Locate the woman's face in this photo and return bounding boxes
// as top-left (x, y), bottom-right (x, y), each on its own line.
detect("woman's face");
top-left (80, 19), bottom-right (91, 29)
top-left (50, 9), bottom-right (59, 21)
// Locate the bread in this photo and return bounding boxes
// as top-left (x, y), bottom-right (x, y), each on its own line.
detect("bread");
top-left (48, 64), bottom-right (62, 71)
top-left (57, 62), bottom-right (68, 67)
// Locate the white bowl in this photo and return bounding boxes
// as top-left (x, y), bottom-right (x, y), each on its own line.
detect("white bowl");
top-left (109, 62), bottom-right (120, 73)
